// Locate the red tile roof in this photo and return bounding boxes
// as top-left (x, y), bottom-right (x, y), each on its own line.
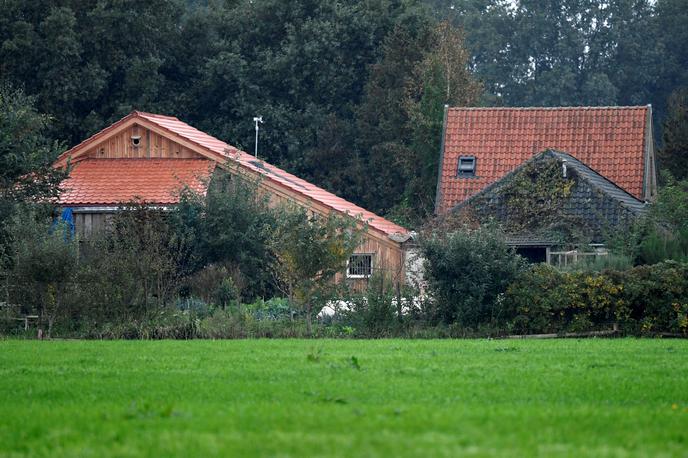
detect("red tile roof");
top-left (58, 112), bottom-right (410, 239)
top-left (60, 159), bottom-right (215, 206)
top-left (436, 106), bottom-right (651, 215)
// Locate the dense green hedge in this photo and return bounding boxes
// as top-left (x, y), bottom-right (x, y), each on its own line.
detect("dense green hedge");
top-left (502, 261), bottom-right (688, 336)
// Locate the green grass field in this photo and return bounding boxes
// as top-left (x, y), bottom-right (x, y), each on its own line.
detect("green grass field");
top-left (0, 339), bottom-right (686, 457)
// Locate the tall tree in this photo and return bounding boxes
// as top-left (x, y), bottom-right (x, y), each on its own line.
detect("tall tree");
top-left (402, 21), bottom-right (482, 222)
top-left (658, 88), bottom-right (688, 180)
top-left (430, 0), bottom-right (659, 108)
top-left (652, 0), bottom-right (688, 121)
top-left (354, 18), bottom-right (435, 216)
top-left (0, 0), bottom-right (184, 144)
top-left (0, 84), bottom-right (66, 265)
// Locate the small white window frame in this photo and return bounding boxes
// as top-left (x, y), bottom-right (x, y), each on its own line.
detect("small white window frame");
top-left (347, 253), bottom-right (374, 279)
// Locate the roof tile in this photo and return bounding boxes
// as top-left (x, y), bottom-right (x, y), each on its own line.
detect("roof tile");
top-left (133, 112), bottom-right (409, 238)
top-left (437, 106), bottom-right (649, 214)
top-left (60, 159), bottom-right (215, 206)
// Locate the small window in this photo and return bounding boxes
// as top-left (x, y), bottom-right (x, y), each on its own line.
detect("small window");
top-left (458, 156), bottom-right (476, 177)
top-left (347, 254), bottom-right (373, 278)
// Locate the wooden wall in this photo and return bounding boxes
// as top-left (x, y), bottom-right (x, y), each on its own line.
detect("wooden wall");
top-left (84, 124), bottom-right (200, 160)
top-left (73, 212), bottom-right (112, 239)
top-left (336, 236), bottom-right (406, 290)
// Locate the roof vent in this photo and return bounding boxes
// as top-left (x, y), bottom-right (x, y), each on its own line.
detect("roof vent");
top-left (458, 156), bottom-right (476, 177)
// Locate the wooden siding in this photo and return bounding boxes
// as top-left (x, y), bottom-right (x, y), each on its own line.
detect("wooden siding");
top-left (84, 124), bottom-right (200, 160)
top-left (337, 236), bottom-right (406, 290)
top-left (73, 212), bottom-right (112, 239)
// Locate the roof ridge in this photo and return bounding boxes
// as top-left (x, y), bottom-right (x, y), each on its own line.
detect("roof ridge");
top-left (77, 157), bottom-right (210, 161)
top-left (448, 105), bottom-right (649, 111)
top-left (131, 110), bottom-right (180, 120)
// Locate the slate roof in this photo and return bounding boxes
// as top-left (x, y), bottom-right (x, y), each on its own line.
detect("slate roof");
top-left (549, 151), bottom-right (646, 215)
top-left (452, 150), bottom-right (648, 244)
top-left (436, 106), bottom-right (651, 214)
top-left (56, 111), bottom-right (410, 239)
top-left (59, 159), bottom-right (215, 206)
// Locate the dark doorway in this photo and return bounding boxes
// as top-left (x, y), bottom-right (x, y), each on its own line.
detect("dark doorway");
top-left (515, 246), bottom-right (547, 263)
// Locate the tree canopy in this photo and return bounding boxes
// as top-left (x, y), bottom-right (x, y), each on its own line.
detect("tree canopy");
top-left (1, 0), bottom-right (687, 226)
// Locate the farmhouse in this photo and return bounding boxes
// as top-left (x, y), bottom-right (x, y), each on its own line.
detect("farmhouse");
top-left (54, 111), bottom-right (414, 287)
top-left (445, 150), bottom-right (648, 263)
top-left (434, 106), bottom-right (658, 263)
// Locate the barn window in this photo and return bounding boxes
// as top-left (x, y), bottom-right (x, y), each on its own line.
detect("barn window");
top-left (347, 254), bottom-right (373, 278)
top-left (458, 156), bottom-right (476, 176)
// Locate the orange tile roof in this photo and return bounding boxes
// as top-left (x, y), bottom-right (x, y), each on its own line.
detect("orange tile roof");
top-left (436, 106), bottom-right (650, 215)
top-left (135, 112), bottom-right (409, 238)
top-left (57, 112), bottom-right (410, 239)
top-left (60, 159), bottom-right (215, 206)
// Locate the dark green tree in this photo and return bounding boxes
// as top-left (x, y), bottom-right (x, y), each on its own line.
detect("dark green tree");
top-left (0, 84), bottom-right (66, 264)
top-left (420, 223), bottom-right (524, 326)
top-left (354, 20), bottom-right (435, 217)
top-left (171, 170), bottom-right (278, 301)
top-left (658, 88), bottom-right (688, 180)
top-left (269, 204), bottom-right (363, 334)
top-left (0, 0), bottom-right (184, 144)
top-left (402, 21), bottom-right (482, 222)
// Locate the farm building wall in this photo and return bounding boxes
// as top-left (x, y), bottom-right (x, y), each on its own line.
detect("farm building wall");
top-left (72, 212), bottom-right (113, 239)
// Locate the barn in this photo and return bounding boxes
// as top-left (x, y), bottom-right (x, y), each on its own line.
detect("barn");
top-left (53, 111), bottom-right (415, 288)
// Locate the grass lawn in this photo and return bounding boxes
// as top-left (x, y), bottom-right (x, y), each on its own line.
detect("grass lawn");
top-left (0, 339), bottom-right (686, 457)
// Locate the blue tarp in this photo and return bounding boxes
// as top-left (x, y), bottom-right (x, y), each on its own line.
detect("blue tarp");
top-left (50, 207), bottom-right (76, 239)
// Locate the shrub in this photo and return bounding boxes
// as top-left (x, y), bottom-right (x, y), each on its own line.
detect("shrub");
top-left (502, 264), bottom-right (624, 335)
top-left (269, 204), bottom-right (363, 334)
top-left (420, 223), bottom-right (525, 327)
top-left (73, 204), bottom-right (191, 326)
top-left (78, 308), bottom-right (200, 340)
top-left (607, 261), bottom-right (688, 335)
top-left (503, 261), bottom-right (688, 336)
top-left (340, 274), bottom-right (401, 337)
top-left (3, 208), bottom-right (80, 337)
top-left (171, 171), bottom-right (278, 301)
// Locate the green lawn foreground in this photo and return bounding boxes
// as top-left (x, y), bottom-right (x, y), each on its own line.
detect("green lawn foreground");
top-left (0, 339), bottom-right (686, 457)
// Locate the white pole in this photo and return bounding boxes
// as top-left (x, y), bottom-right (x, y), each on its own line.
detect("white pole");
top-left (253, 116), bottom-right (263, 158)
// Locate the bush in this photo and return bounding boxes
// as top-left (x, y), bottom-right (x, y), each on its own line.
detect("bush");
top-left (420, 224), bottom-right (525, 327)
top-left (78, 308), bottom-right (200, 340)
top-left (503, 261), bottom-right (688, 336)
top-left (3, 207), bottom-right (80, 337)
top-left (502, 264), bottom-right (623, 335)
top-left (171, 172), bottom-right (278, 301)
top-left (71, 205), bottom-right (191, 327)
top-left (340, 274), bottom-right (402, 337)
top-left (607, 261), bottom-right (688, 335)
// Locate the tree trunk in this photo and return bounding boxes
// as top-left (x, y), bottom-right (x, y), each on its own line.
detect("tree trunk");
top-left (306, 303), bottom-right (313, 336)
top-left (396, 280), bottom-right (403, 322)
top-left (47, 285), bottom-right (61, 339)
